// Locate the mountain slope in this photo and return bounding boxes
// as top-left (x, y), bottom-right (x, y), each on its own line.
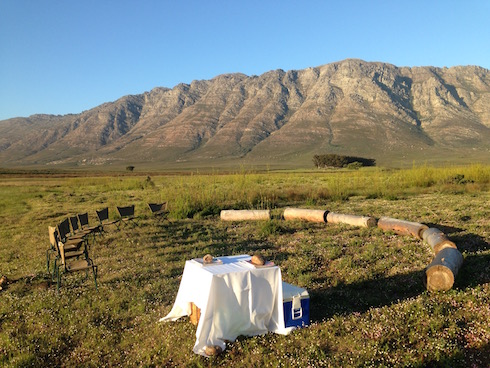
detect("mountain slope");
top-left (1, 59), bottom-right (489, 168)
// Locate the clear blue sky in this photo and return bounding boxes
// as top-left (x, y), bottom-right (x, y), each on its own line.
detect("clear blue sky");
top-left (1, 0), bottom-right (489, 120)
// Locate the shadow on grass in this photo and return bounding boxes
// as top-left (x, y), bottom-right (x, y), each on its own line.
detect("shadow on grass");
top-left (425, 222), bottom-right (489, 253)
top-left (309, 250), bottom-right (490, 323)
top-left (148, 219), bottom-right (278, 257)
top-left (455, 253), bottom-right (490, 288)
top-left (5, 273), bottom-right (53, 295)
top-left (425, 223), bottom-right (463, 234)
top-left (450, 233), bottom-right (490, 253)
top-left (309, 269), bottom-right (426, 321)
top-left (411, 342), bottom-right (490, 368)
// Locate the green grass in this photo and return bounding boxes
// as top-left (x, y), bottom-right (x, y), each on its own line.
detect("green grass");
top-left (0, 165), bottom-right (489, 367)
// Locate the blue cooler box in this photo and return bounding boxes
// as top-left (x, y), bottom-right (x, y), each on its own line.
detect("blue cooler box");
top-left (282, 282), bottom-right (310, 328)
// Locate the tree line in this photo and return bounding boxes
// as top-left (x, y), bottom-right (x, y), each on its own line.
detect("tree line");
top-left (313, 154), bottom-right (376, 169)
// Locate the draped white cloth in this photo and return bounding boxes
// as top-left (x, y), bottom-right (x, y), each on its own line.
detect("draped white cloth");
top-left (159, 255), bottom-right (291, 356)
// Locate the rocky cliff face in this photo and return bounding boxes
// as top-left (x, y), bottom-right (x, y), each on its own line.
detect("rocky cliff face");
top-left (1, 59), bottom-right (489, 168)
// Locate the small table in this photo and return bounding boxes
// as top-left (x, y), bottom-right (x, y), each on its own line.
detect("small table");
top-left (159, 255), bottom-right (290, 356)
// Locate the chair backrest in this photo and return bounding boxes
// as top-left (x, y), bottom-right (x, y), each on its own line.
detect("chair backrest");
top-left (69, 216), bottom-right (80, 233)
top-left (117, 205), bottom-right (135, 218)
top-left (148, 203), bottom-right (164, 213)
top-left (78, 212), bottom-right (89, 228)
top-left (96, 207), bottom-right (109, 223)
top-left (57, 218), bottom-right (71, 242)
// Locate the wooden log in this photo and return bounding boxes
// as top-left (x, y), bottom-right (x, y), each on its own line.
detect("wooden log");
top-left (283, 208), bottom-right (327, 223)
top-left (377, 217), bottom-right (428, 239)
top-left (421, 227), bottom-right (457, 254)
top-left (220, 209), bottom-right (271, 221)
top-left (189, 302), bottom-right (201, 326)
top-left (424, 247), bottom-right (464, 292)
top-left (326, 212), bottom-right (377, 228)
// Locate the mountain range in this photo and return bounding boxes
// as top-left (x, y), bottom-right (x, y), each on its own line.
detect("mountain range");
top-left (1, 59), bottom-right (489, 169)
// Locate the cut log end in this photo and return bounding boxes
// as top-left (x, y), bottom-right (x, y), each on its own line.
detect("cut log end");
top-left (425, 265), bottom-right (455, 292)
top-left (424, 247), bottom-right (464, 292)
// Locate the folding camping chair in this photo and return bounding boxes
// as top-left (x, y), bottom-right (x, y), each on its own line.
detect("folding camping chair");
top-left (70, 216), bottom-right (93, 238)
top-left (77, 212), bottom-right (102, 238)
top-left (47, 225), bottom-right (85, 279)
top-left (116, 204), bottom-right (138, 229)
top-left (55, 240), bottom-right (98, 293)
top-left (58, 218), bottom-right (86, 243)
top-left (96, 207), bottom-right (119, 232)
top-left (57, 219), bottom-right (87, 251)
top-left (78, 212), bottom-right (101, 232)
top-left (148, 202), bottom-right (169, 220)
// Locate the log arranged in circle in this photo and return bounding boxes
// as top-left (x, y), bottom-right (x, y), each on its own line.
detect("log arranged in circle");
top-left (220, 209), bottom-right (271, 221)
top-left (283, 208), bottom-right (327, 223)
top-left (326, 212), bottom-right (377, 228)
top-left (217, 206), bottom-right (464, 292)
top-left (377, 217), bottom-right (428, 239)
top-left (424, 247), bottom-right (464, 292)
top-left (421, 227), bottom-right (457, 254)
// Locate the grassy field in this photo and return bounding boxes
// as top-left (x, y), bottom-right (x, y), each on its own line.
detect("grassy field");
top-left (0, 165), bottom-right (489, 367)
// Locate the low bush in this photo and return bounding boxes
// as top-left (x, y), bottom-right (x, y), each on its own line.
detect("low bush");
top-left (313, 154), bottom-right (376, 168)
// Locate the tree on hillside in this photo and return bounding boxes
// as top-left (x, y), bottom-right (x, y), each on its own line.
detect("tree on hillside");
top-left (313, 154), bottom-right (375, 168)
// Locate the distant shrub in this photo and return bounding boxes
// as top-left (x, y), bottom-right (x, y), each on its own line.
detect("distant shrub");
top-left (313, 154), bottom-right (376, 168)
top-left (441, 174), bottom-right (474, 185)
top-left (198, 203), bottom-right (221, 218)
top-left (171, 200), bottom-right (199, 219)
top-left (346, 161), bottom-right (363, 170)
top-left (142, 176), bottom-right (155, 189)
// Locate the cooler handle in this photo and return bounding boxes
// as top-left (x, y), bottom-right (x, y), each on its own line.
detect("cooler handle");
top-left (292, 306), bottom-right (303, 320)
top-left (292, 295), bottom-right (302, 320)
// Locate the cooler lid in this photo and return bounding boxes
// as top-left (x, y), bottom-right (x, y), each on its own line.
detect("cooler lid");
top-left (282, 281), bottom-right (309, 300)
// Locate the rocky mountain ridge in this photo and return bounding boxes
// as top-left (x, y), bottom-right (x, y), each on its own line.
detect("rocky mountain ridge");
top-left (1, 59), bottom-right (489, 168)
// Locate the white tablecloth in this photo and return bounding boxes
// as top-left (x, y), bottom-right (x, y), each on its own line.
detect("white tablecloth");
top-left (159, 255), bottom-right (290, 356)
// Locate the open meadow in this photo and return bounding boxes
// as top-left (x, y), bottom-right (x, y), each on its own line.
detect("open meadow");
top-left (0, 165), bottom-right (489, 367)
